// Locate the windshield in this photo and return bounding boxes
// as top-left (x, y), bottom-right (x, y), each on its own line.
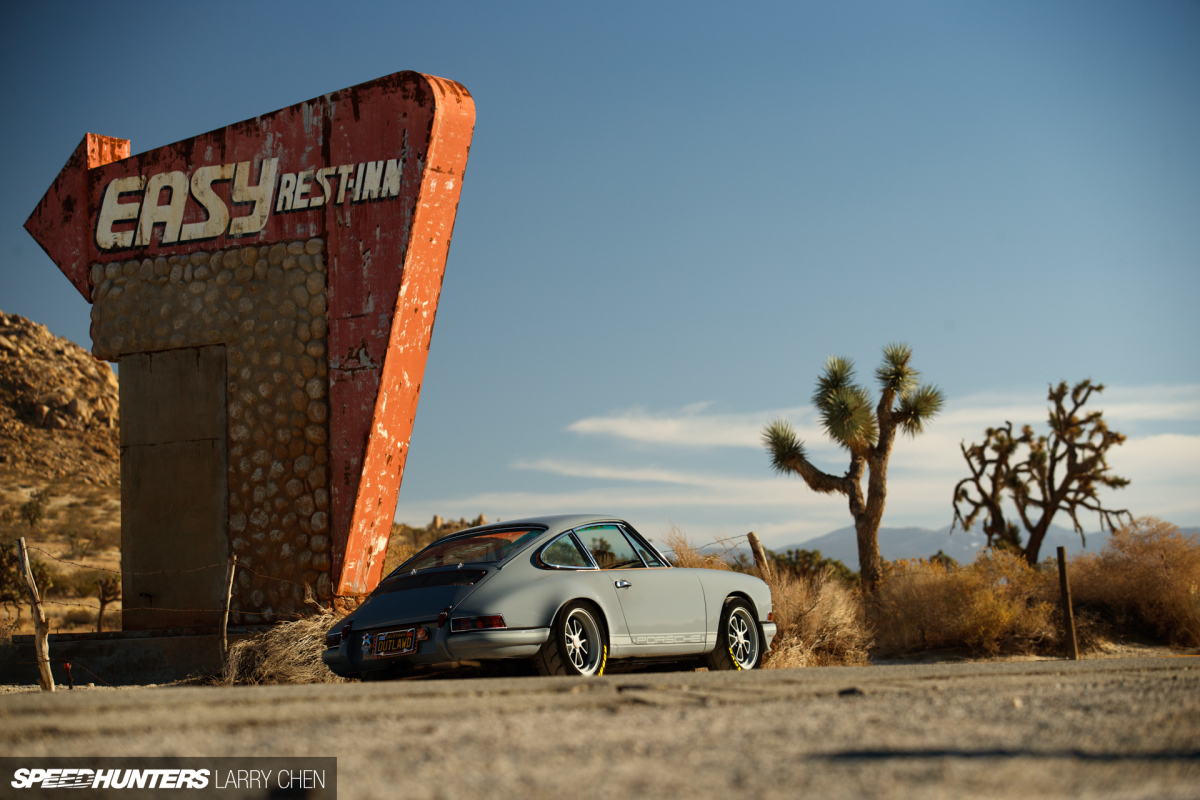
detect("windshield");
top-left (396, 528), bottom-right (546, 573)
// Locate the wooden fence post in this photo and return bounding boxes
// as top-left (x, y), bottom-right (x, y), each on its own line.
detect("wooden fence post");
top-left (1056, 546), bottom-right (1079, 661)
top-left (220, 555), bottom-right (238, 664)
top-left (18, 537), bottom-right (55, 692)
top-left (747, 532), bottom-right (773, 581)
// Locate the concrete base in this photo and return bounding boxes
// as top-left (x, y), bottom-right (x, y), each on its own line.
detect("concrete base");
top-left (1, 627), bottom-right (269, 686)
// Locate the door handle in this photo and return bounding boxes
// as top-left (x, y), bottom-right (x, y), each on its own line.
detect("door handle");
top-left (614, 580), bottom-right (632, 589)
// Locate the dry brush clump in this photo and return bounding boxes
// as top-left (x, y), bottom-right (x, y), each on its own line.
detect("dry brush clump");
top-left (1071, 517), bottom-right (1200, 647)
top-left (662, 528), bottom-right (871, 668)
top-left (871, 550), bottom-right (1060, 657)
top-left (868, 518), bottom-right (1200, 658)
top-left (763, 568), bottom-right (871, 668)
top-left (221, 606), bottom-right (347, 685)
top-left (661, 525), bottom-right (736, 571)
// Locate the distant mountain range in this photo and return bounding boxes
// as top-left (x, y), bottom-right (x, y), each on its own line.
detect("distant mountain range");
top-left (775, 524), bottom-right (1200, 568)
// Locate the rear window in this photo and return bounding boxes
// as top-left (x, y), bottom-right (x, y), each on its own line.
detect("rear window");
top-left (374, 569), bottom-right (488, 595)
top-left (397, 528), bottom-right (545, 573)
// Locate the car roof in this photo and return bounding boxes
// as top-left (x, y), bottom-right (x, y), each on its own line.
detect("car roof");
top-left (423, 515), bottom-right (673, 570)
top-left (457, 514), bottom-right (630, 538)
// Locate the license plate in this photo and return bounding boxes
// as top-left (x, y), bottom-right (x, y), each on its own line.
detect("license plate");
top-left (371, 628), bottom-right (417, 658)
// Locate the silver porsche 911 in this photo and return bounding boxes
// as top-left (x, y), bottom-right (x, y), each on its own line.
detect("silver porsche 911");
top-left (322, 515), bottom-right (776, 678)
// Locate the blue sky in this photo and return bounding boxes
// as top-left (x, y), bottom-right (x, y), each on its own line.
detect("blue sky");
top-left (2, 1), bottom-right (1197, 548)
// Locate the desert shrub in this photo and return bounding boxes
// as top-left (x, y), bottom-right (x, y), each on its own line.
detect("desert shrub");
top-left (769, 547), bottom-right (858, 585)
top-left (19, 490), bottom-right (51, 531)
top-left (222, 608), bottom-right (347, 685)
top-left (661, 526), bottom-right (735, 571)
top-left (662, 528), bottom-right (870, 667)
top-left (764, 568), bottom-right (871, 668)
top-left (0, 541), bottom-right (56, 616)
top-left (65, 530), bottom-right (101, 560)
top-left (44, 568), bottom-right (103, 598)
top-left (0, 620), bottom-right (16, 670)
top-left (872, 550), bottom-right (1058, 656)
top-left (1071, 517), bottom-right (1200, 647)
top-left (61, 607), bottom-right (94, 628)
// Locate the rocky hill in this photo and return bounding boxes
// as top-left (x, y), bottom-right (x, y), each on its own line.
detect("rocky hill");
top-left (0, 310), bottom-right (119, 485)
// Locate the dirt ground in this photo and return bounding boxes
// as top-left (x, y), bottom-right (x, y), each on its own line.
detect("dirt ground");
top-left (1, 656), bottom-right (1196, 799)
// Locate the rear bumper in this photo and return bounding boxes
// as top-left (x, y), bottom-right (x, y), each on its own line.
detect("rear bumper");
top-left (446, 627), bottom-right (550, 660)
top-left (321, 628), bottom-right (452, 677)
top-left (321, 626), bottom-right (550, 678)
top-left (762, 621), bottom-right (777, 650)
top-left (321, 644), bottom-right (355, 676)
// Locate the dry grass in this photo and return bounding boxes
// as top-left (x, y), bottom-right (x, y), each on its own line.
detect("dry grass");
top-left (61, 607), bottom-right (94, 627)
top-left (664, 527), bottom-right (871, 668)
top-left (872, 550), bottom-right (1059, 657)
top-left (661, 525), bottom-right (736, 571)
top-left (719, 515), bottom-right (1197, 663)
top-left (221, 607), bottom-right (347, 685)
top-left (763, 568), bottom-right (872, 668)
top-left (1071, 517), bottom-right (1200, 647)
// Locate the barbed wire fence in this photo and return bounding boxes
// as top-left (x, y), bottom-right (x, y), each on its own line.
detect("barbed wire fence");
top-left (23, 544), bottom-right (332, 615)
top-left (6, 538), bottom-right (338, 692)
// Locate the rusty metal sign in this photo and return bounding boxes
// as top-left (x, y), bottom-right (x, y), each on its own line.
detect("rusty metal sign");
top-left (25, 71), bottom-right (474, 616)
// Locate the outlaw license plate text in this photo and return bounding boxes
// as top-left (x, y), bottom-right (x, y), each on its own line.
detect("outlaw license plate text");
top-left (373, 628), bottom-right (417, 657)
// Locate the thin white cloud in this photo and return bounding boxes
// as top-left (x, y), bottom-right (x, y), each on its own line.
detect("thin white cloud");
top-left (513, 458), bottom-right (719, 487)
top-left (568, 385), bottom-right (1200, 452)
top-left (397, 384), bottom-right (1200, 549)
top-left (934, 385), bottom-right (1200, 429)
top-left (567, 405), bottom-right (816, 448)
top-left (511, 458), bottom-right (831, 507)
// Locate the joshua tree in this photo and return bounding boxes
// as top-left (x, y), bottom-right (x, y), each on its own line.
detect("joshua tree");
top-left (19, 490), bottom-right (50, 532)
top-left (0, 540), bottom-right (54, 620)
top-left (952, 379), bottom-right (1132, 564)
top-left (96, 576), bottom-right (121, 633)
top-left (0, 541), bottom-right (24, 622)
top-left (763, 344), bottom-right (944, 593)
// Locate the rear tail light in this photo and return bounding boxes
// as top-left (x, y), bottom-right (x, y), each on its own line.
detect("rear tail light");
top-left (767, 611), bottom-right (774, 622)
top-left (326, 623), bottom-right (352, 649)
top-left (450, 615), bottom-right (506, 632)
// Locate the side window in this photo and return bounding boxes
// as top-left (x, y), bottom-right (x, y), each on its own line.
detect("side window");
top-left (539, 534), bottom-right (592, 569)
top-left (623, 527), bottom-right (665, 567)
top-left (578, 525), bottom-right (644, 570)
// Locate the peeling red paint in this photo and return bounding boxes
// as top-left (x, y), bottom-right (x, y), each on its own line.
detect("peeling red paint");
top-left (24, 134), bottom-right (130, 300)
top-left (24, 71), bottom-right (475, 602)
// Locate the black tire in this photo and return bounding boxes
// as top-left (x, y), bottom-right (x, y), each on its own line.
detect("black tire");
top-left (704, 597), bottom-right (762, 671)
top-left (533, 601), bottom-right (607, 676)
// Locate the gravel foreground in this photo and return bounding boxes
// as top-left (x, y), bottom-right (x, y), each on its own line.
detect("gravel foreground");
top-left (1, 657), bottom-right (1197, 799)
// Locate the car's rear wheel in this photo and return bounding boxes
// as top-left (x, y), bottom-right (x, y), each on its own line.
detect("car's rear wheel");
top-left (533, 601), bottom-right (606, 676)
top-left (704, 597), bottom-right (762, 671)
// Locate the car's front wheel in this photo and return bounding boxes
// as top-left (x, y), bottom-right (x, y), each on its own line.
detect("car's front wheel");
top-left (704, 597), bottom-right (762, 671)
top-left (533, 601), bottom-right (607, 676)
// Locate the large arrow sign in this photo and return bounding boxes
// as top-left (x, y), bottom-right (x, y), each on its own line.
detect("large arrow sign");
top-left (25, 72), bottom-right (474, 612)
